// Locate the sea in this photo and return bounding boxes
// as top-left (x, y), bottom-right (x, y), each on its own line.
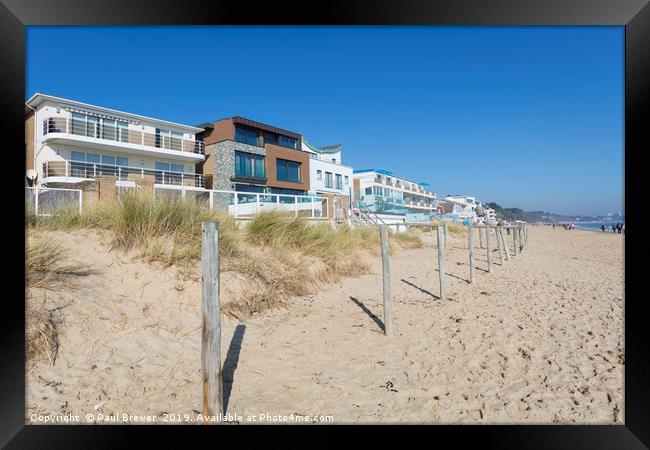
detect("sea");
top-left (573, 222), bottom-right (622, 232)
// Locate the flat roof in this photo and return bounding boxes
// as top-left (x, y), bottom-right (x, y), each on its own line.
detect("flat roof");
top-left (26, 93), bottom-right (204, 133)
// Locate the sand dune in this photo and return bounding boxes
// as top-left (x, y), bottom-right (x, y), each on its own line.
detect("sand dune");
top-left (26, 226), bottom-right (624, 424)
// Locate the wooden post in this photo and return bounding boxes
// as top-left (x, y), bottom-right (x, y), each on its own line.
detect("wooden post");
top-left (519, 226), bottom-right (524, 253)
top-left (486, 225), bottom-right (493, 273)
top-left (201, 222), bottom-right (223, 421)
top-left (380, 225), bottom-right (392, 336)
top-left (443, 223), bottom-right (448, 248)
top-left (479, 225), bottom-right (484, 248)
top-left (468, 224), bottom-right (475, 283)
top-left (512, 227), bottom-right (518, 256)
top-left (437, 225), bottom-right (446, 299)
top-left (496, 226), bottom-right (503, 265)
top-left (500, 227), bottom-right (510, 261)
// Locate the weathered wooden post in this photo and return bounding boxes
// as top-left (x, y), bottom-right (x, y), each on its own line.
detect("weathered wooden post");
top-left (486, 225), bottom-right (493, 273)
top-left (495, 226), bottom-right (503, 265)
top-left (443, 223), bottom-right (447, 248)
top-left (468, 224), bottom-right (475, 283)
top-left (519, 226), bottom-right (524, 253)
top-left (512, 226), bottom-right (518, 256)
top-left (479, 225), bottom-right (484, 248)
top-left (500, 227), bottom-right (510, 261)
top-left (437, 225), bottom-right (446, 300)
top-left (201, 221), bottom-right (223, 421)
top-left (525, 225), bottom-right (528, 245)
top-left (380, 225), bottom-right (392, 336)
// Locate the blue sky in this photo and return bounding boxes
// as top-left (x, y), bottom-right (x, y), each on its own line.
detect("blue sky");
top-left (26, 26), bottom-right (624, 216)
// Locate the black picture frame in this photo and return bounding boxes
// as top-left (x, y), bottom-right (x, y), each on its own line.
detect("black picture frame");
top-left (2, 0), bottom-right (646, 447)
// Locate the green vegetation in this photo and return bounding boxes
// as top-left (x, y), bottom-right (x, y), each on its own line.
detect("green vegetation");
top-left (27, 194), bottom-right (423, 318)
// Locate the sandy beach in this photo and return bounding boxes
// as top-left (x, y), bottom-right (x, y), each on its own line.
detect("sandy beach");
top-left (26, 226), bottom-right (624, 424)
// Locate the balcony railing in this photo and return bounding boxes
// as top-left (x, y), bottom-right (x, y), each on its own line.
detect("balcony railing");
top-left (43, 160), bottom-right (204, 188)
top-left (43, 117), bottom-right (204, 155)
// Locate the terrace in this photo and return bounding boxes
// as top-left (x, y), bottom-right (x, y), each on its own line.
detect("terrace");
top-left (42, 160), bottom-right (204, 188)
top-left (42, 116), bottom-right (204, 161)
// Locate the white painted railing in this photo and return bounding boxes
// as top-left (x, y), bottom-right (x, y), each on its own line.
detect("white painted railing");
top-left (43, 160), bottom-right (204, 188)
top-left (154, 186), bottom-right (329, 219)
top-left (25, 186), bottom-right (83, 216)
top-left (43, 116), bottom-right (204, 155)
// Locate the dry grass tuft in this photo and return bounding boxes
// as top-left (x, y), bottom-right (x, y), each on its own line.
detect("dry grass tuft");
top-left (390, 229), bottom-right (424, 249)
top-left (26, 237), bottom-right (93, 290)
top-left (26, 298), bottom-right (62, 367)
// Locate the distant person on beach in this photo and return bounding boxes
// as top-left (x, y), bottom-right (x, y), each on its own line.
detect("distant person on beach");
top-left (616, 222), bottom-right (622, 234)
top-left (610, 224), bottom-right (616, 233)
top-left (553, 224), bottom-right (556, 229)
top-left (600, 224), bottom-right (606, 232)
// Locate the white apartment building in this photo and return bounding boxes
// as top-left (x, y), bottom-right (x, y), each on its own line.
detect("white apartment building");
top-left (25, 93), bottom-right (205, 189)
top-left (301, 138), bottom-right (353, 198)
top-left (440, 195), bottom-right (479, 221)
top-left (352, 169), bottom-right (437, 219)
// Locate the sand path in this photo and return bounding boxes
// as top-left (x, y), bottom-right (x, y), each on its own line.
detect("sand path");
top-left (27, 226), bottom-right (624, 424)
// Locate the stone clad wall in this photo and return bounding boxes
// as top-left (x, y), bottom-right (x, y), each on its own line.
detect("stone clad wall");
top-left (212, 140), bottom-right (266, 191)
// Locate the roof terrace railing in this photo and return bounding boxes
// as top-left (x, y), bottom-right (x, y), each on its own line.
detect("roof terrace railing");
top-left (43, 117), bottom-right (204, 155)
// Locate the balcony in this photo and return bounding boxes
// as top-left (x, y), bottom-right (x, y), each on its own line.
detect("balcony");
top-left (43, 160), bottom-right (204, 188)
top-left (42, 117), bottom-right (204, 161)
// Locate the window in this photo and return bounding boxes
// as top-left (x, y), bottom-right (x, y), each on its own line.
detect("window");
top-left (365, 187), bottom-right (372, 194)
top-left (325, 172), bottom-right (333, 188)
top-left (234, 126), bottom-right (259, 146)
top-left (335, 174), bottom-right (343, 189)
top-left (68, 151), bottom-right (128, 177)
top-left (344, 175), bottom-right (349, 185)
top-left (332, 158), bottom-right (336, 163)
top-left (103, 119), bottom-right (116, 141)
top-left (235, 151), bottom-right (265, 178)
top-left (156, 128), bottom-right (183, 150)
top-left (317, 170), bottom-right (322, 180)
top-left (277, 159), bottom-right (301, 183)
top-left (279, 135), bottom-right (297, 149)
top-left (263, 131), bottom-right (279, 146)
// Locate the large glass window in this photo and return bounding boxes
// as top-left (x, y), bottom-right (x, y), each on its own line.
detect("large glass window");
top-left (235, 151), bottom-right (265, 178)
top-left (279, 135), bottom-right (297, 149)
top-left (263, 131), bottom-right (279, 146)
top-left (102, 119), bottom-right (116, 141)
top-left (234, 126), bottom-right (259, 146)
top-left (325, 172), bottom-right (333, 188)
top-left (117, 121), bottom-right (129, 143)
top-left (87, 115), bottom-right (99, 138)
top-left (335, 174), bottom-right (343, 189)
top-left (277, 159), bottom-right (301, 183)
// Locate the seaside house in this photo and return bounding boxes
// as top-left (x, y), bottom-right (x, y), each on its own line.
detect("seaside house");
top-left (301, 138), bottom-right (353, 220)
top-left (196, 116), bottom-right (309, 196)
top-left (25, 93), bottom-right (205, 190)
top-left (437, 195), bottom-right (479, 222)
top-left (352, 169), bottom-right (437, 223)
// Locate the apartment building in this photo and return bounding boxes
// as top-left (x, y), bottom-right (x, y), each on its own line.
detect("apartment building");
top-left (352, 169), bottom-right (437, 219)
top-left (438, 195), bottom-right (479, 222)
top-left (25, 93), bottom-right (205, 189)
top-left (196, 116), bottom-right (310, 195)
top-left (301, 138), bottom-right (353, 197)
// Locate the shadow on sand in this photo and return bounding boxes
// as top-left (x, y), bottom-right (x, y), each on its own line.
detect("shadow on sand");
top-left (223, 324), bottom-right (246, 414)
top-left (349, 296), bottom-right (385, 332)
top-left (400, 278), bottom-right (440, 299)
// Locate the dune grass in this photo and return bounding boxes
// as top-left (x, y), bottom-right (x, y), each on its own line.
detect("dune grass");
top-left (26, 236), bottom-right (93, 290)
top-left (27, 194), bottom-right (423, 318)
top-left (26, 236), bottom-right (92, 366)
